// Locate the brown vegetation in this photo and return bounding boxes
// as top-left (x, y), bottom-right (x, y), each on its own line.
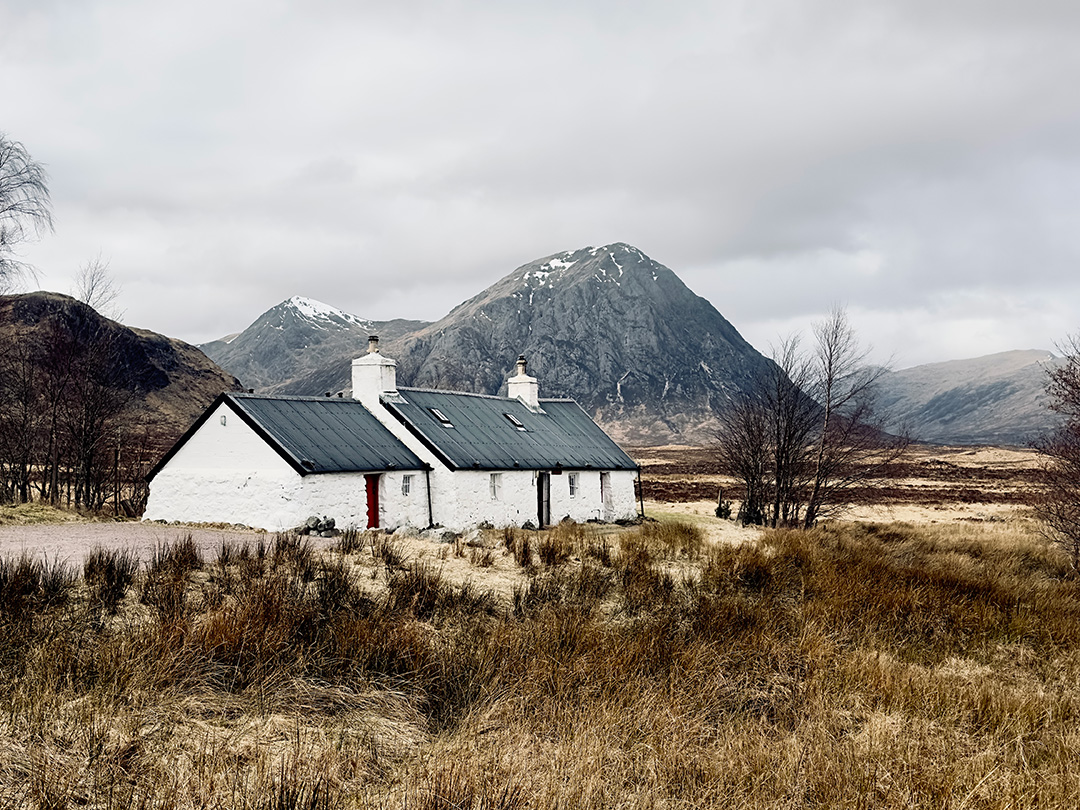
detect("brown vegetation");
top-left (2, 514), bottom-right (1079, 808)
top-left (637, 444), bottom-right (1044, 508)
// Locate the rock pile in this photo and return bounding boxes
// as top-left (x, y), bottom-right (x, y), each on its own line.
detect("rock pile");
top-left (296, 515), bottom-right (337, 537)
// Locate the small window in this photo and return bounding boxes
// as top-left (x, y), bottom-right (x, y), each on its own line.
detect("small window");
top-left (503, 413), bottom-right (527, 431)
top-left (490, 473), bottom-right (502, 500)
top-left (401, 474), bottom-right (413, 496)
top-left (568, 473), bottom-right (579, 498)
top-left (429, 407), bottom-right (454, 428)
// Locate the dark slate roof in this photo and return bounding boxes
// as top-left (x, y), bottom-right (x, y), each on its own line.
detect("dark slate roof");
top-left (381, 388), bottom-right (638, 471)
top-left (148, 393), bottom-right (427, 480)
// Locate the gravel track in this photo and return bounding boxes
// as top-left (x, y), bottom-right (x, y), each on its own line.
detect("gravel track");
top-left (0, 522), bottom-right (269, 565)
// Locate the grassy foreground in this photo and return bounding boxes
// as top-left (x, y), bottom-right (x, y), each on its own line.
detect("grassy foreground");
top-left (1, 519), bottom-right (1079, 808)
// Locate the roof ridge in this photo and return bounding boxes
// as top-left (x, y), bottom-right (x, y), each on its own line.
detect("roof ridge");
top-left (397, 386), bottom-right (511, 402)
top-left (230, 392), bottom-right (354, 402)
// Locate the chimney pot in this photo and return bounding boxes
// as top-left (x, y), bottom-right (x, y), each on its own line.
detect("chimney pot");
top-left (508, 352), bottom-right (540, 410)
top-left (367, 335), bottom-right (380, 354)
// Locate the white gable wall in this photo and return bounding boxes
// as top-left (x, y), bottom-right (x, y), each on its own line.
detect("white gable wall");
top-left (144, 402), bottom-right (429, 531)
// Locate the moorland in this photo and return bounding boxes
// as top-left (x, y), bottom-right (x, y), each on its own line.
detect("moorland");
top-left (1, 445), bottom-right (1077, 809)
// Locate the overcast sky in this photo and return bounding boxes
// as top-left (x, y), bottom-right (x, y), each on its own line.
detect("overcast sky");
top-left (3, 0), bottom-right (1080, 368)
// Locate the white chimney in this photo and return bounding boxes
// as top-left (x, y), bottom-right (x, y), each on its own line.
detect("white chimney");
top-left (507, 354), bottom-right (540, 410)
top-left (352, 335), bottom-right (398, 407)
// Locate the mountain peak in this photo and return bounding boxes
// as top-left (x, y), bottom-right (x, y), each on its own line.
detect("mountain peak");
top-left (509, 243), bottom-right (663, 293)
top-left (280, 296), bottom-right (373, 331)
top-left (391, 243), bottom-right (769, 443)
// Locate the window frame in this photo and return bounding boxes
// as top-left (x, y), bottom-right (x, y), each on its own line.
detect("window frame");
top-left (503, 412), bottom-right (528, 431)
top-left (429, 407), bottom-right (454, 428)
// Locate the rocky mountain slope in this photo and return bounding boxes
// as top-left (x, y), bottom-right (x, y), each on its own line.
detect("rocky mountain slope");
top-left (200, 296), bottom-right (428, 392)
top-left (390, 244), bottom-right (773, 443)
top-left (876, 349), bottom-right (1062, 446)
top-left (1, 291), bottom-right (242, 438)
top-left (219, 244), bottom-right (775, 444)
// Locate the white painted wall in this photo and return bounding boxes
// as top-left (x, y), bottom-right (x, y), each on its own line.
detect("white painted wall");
top-left (146, 398), bottom-right (639, 532)
top-left (543, 469), bottom-right (639, 525)
top-left (350, 397), bottom-right (642, 530)
top-left (144, 403), bottom-right (430, 531)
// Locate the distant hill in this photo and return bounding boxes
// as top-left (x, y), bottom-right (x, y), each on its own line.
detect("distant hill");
top-left (877, 349), bottom-right (1062, 446)
top-left (1, 291), bottom-right (242, 438)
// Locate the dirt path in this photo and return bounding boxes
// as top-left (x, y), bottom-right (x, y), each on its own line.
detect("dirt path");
top-left (0, 522), bottom-right (272, 565)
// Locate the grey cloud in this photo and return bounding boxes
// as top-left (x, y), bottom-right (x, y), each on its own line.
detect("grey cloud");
top-left (4, 0), bottom-right (1080, 364)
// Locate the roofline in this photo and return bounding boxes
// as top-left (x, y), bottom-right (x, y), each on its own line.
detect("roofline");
top-left (146, 393), bottom-right (314, 481)
top-left (148, 393), bottom-right (431, 482)
top-left (380, 392), bottom-right (639, 473)
top-left (396, 386), bottom-right (506, 401)
top-left (396, 386), bottom-right (578, 406)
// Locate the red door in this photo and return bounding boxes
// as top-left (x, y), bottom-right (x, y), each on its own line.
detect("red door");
top-left (365, 474), bottom-right (380, 529)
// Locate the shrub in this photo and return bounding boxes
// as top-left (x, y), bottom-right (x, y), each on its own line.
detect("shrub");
top-left (83, 546), bottom-right (138, 613)
top-left (641, 519), bottom-right (704, 559)
top-left (336, 525), bottom-right (364, 554)
top-left (147, 534), bottom-right (203, 579)
top-left (370, 532), bottom-right (406, 569)
top-left (272, 532), bottom-right (316, 580)
top-left (0, 553), bottom-right (75, 621)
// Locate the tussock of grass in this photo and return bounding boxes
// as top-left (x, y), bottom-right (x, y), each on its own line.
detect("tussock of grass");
top-left (2, 518), bottom-right (1080, 807)
top-left (83, 545), bottom-right (138, 614)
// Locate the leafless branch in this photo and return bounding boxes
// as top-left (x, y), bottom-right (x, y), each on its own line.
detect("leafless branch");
top-left (73, 255), bottom-right (123, 318)
top-left (0, 132), bottom-right (53, 292)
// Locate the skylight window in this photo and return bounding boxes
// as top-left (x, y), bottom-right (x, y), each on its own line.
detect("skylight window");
top-left (504, 413), bottom-right (527, 431)
top-left (429, 407), bottom-right (454, 428)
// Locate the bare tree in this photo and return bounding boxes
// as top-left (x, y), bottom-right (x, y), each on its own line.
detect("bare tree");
top-left (0, 133), bottom-right (53, 292)
top-left (1034, 334), bottom-right (1080, 571)
top-left (765, 335), bottom-right (818, 527)
top-left (715, 387), bottom-right (772, 525)
top-left (801, 306), bottom-right (904, 528)
top-left (0, 327), bottom-right (47, 503)
top-left (716, 306), bottom-right (906, 528)
top-left (73, 255), bottom-right (123, 318)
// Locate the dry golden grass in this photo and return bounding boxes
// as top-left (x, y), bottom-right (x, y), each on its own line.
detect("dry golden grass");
top-left (2, 517), bottom-right (1080, 808)
top-left (0, 503), bottom-right (107, 526)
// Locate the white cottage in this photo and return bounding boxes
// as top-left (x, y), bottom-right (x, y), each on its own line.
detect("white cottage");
top-left (145, 339), bottom-right (640, 531)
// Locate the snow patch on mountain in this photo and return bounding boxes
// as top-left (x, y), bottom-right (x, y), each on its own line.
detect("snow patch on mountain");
top-left (286, 296), bottom-right (373, 330)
